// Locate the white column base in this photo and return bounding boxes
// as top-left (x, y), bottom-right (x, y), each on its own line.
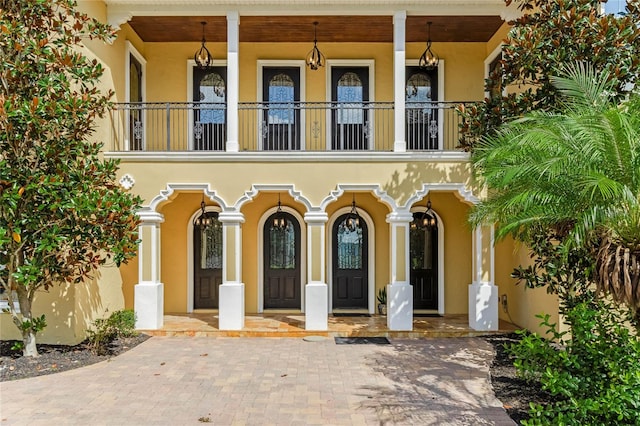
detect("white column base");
top-left (393, 140), bottom-right (406, 152)
top-left (134, 282), bottom-right (164, 330)
top-left (225, 140), bottom-right (239, 153)
top-left (468, 282), bottom-right (499, 331)
top-left (387, 283), bottom-right (413, 330)
top-left (305, 282), bottom-right (328, 331)
top-left (219, 282), bottom-right (245, 330)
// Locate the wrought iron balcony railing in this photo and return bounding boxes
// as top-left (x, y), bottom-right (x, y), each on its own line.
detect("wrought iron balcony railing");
top-left (107, 101), bottom-right (466, 153)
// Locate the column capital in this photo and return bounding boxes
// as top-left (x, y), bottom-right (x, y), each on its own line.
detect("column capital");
top-left (218, 211), bottom-right (245, 224)
top-left (304, 211), bottom-right (329, 224)
top-left (136, 210), bottom-right (164, 224)
top-left (393, 10), bottom-right (407, 22)
top-left (386, 211), bottom-right (414, 224)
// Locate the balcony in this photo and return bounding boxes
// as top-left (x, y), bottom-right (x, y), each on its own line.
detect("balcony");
top-left (107, 101), bottom-right (467, 153)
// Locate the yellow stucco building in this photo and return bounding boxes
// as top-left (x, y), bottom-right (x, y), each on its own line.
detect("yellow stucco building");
top-left (1, 0), bottom-right (560, 344)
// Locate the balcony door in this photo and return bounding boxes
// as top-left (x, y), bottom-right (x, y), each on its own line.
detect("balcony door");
top-left (262, 67), bottom-right (301, 150)
top-left (410, 213), bottom-right (438, 310)
top-left (405, 66), bottom-right (438, 150)
top-left (332, 215), bottom-right (368, 310)
top-left (128, 53), bottom-right (144, 151)
top-left (192, 66), bottom-right (226, 151)
top-left (193, 213), bottom-right (223, 309)
top-left (264, 212), bottom-right (301, 309)
top-left (331, 67), bottom-right (369, 150)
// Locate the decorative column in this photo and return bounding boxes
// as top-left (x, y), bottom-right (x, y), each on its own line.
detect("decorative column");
top-left (468, 225), bottom-right (499, 330)
top-left (218, 211), bottom-right (245, 329)
top-left (134, 211), bottom-right (164, 329)
top-left (304, 211), bottom-right (329, 330)
top-left (393, 10), bottom-right (407, 152)
top-left (386, 211), bottom-right (414, 330)
top-left (226, 11), bottom-right (240, 152)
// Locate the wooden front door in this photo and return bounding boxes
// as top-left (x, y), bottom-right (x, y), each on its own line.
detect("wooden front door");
top-left (262, 67), bottom-right (301, 150)
top-left (264, 212), bottom-right (301, 309)
top-left (193, 66), bottom-right (226, 150)
top-left (193, 213), bottom-right (223, 309)
top-left (332, 215), bottom-right (368, 309)
top-left (410, 213), bottom-right (438, 310)
top-left (331, 67), bottom-right (369, 150)
top-left (405, 66), bottom-right (438, 150)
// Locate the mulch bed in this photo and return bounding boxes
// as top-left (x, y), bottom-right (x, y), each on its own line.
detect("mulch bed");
top-left (0, 334), bottom-right (149, 382)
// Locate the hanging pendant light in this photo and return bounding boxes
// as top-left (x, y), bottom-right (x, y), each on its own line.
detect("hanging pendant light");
top-left (418, 197), bottom-right (438, 230)
top-left (193, 195), bottom-right (212, 228)
top-left (273, 195), bottom-right (287, 231)
top-left (194, 21), bottom-right (213, 69)
top-left (344, 195), bottom-right (361, 232)
top-left (419, 22), bottom-right (439, 70)
top-left (306, 21), bottom-right (326, 70)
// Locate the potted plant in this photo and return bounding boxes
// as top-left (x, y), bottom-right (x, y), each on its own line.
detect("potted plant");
top-left (377, 287), bottom-right (387, 315)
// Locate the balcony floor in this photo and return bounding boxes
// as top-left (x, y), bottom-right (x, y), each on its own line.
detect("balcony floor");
top-left (141, 313), bottom-right (519, 338)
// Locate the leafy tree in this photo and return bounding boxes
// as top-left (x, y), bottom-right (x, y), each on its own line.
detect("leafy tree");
top-left (471, 62), bottom-right (640, 325)
top-left (0, 0), bottom-right (142, 356)
top-left (458, 0), bottom-right (640, 150)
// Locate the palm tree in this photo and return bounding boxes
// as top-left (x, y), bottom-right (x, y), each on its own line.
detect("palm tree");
top-left (470, 62), bottom-right (640, 322)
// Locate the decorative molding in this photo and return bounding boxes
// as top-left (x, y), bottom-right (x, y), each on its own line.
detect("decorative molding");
top-left (235, 184), bottom-right (313, 212)
top-left (147, 183), bottom-right (229, 212)
top-left (104, 150), bottom-right (471, 163)
top-left (136, 210), bottom-right (164, 223)
top-left (403, 182), bottom-right (480, 210)
top-left (304, 211), bottom-right (329, 224)
top-left (385, 211), bottom-right (414, 223)
top-left (320, 184), bottom-right (397, 211)
top-left (118, 173), bottom-right (135, 190)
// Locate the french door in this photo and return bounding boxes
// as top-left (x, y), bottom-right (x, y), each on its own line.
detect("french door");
top-left (264, 212), bottom-right (301, 309)
top-left (331, 67), bottom-right (370, 150)
top-left (405, 66), bottom-right (438, 150)
top-left (332, 214), bottom-right (368, 309)
top-left (192, 66), bottom-right (227, 151)
top-left (262, 67), bottom-right (301, 150)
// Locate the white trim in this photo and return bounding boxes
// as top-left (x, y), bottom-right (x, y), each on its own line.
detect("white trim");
top-left (257, 206), bottom-right (307, 313)
top-left (327, 205), bottom-right (376, 314)
top-left (106, 150), bottom-right (471, 162)
top-left (257, 60), bottom-right (307, 150)
top-left (326, 59), bottom-right (376, 150)
top-left (186, 205), bottom-right (223, 313)
top-left (186, 59), bottom-right (229, 150)
top-left (125, 41), bottom-right (146, 151)
top-left (409, 205), bottom-right (445, 315)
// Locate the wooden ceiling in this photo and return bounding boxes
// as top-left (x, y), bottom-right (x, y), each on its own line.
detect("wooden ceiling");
top-left (127, 15), bottom-right (505, 43)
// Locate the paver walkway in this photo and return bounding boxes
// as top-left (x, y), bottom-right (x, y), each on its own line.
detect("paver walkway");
top-left (0, 336), bottom-right (514, 425)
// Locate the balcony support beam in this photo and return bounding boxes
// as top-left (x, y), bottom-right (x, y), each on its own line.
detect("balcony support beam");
top-left (393, 10), bottom-right (407, 153)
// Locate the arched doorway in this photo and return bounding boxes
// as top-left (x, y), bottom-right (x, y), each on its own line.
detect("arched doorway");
top-left (410, 211), bottom-right (438, 310)
top-left (193, 211), bottom-right (223, 309)
top-left (263, 211), bottom-right (302, 309)
top-left (332, 214), bottom-right (369, 310)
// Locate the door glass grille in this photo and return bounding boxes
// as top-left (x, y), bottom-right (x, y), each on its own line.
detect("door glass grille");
top-left (337, 224), bottom-right (363, 269)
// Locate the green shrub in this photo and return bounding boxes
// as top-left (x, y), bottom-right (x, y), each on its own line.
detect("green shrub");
top-left (510, 297), bottom-right (640, 425)
top-left (87, 309), bottom-right (136, 355)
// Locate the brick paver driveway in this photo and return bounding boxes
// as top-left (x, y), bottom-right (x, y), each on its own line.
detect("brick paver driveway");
top-left (0, 336), bottom-right (514, 425)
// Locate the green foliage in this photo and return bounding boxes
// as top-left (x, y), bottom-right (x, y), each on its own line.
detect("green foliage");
top-left (0, 0), bottom-right (142, 356)
top-left (87, 309), bottom-right (137, 355)
top-left (509, 297), bottom-right (640, 425)
top-left (377, 287), bottom-right (387, 304)
top-left (458, 0), bottom-right (640, 149)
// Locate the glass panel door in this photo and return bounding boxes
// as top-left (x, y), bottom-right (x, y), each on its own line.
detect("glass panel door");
top-left (262, 67), bottom-right (301, 150)
top-left (193, 67), bottom-right (226, 151)
top-left (405, 66), bottom-right (438, 150)
top-left (331, 67), bottom-right (369, 150)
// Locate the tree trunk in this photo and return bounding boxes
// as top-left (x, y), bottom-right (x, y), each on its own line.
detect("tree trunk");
top-left (22, 328), bottom-right (38, 357)
top-left (12, 286), bottom-right (39, 357)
